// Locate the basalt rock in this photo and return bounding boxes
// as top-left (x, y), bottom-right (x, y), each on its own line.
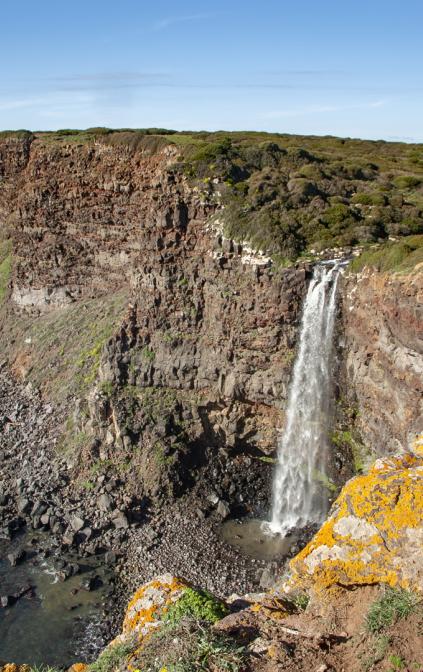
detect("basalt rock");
top-left (341, 268), bottom-right (423, 454)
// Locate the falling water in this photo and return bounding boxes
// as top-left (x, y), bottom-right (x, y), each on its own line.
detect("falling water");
top-left (268, 260), bottom-right (345, 535)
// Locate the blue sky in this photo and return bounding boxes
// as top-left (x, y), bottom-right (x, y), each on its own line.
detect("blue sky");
top-left (0, 0), bottom-right (422, 140)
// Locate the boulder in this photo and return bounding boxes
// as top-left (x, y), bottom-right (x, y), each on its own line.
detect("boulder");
top-left (112, 511), bottom-right (129, 529)
top-left (287, 453), bottom-right (423, 593)
top-left (216, 500), bottom-right (230, 519)
top-left (122, 574), bottom-right (189, 637)
top-left (81, 575), bottom-right (103, 591)
top-left (70, 515), bottom-right (85, 532)
top-left (1, 595), bottom-right (14, 608)
top-left (7, 549), bottom-right (26, 566)
top-left (16, 497), bottom-right (31, 514)
top-left (97, 493), bottom-right (113, 512)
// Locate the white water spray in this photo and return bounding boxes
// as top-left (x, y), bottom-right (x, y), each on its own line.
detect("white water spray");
top-left (268, 260), bottom-right (345, 535)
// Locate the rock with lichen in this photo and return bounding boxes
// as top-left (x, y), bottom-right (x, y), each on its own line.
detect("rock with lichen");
top-left (121, 573), bottom-right (188, 639)
top-left (285, 449), bottom-right (423, 594)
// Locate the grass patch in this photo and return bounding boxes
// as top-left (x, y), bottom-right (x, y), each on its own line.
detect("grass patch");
top-left (393, 175), bottom-right (421, 189)
top-left (389, 654), bottom-right (406, 671)
top-left (291, 592), bottom-right (310, 611)
top-left (141, 345), bottom-right (155, 362)
top-left (366, 588), bottom-right (420, 633)
top-left (312, 468), bottom-right (338, 494)
top-left (88, 637), bottom-right (136, 672)
top-left (0, 290), bottom-right (128, 401)
top-left (350, 235), bottom-right (423, 273)
top-left (0, 240), bottom-right (12, 304)
top-left (362, 635), bottom-right (391, 670)
top-left (331, 429), bottom-right (373, 474)
top-left (132, 619), bottom-right (246, 672)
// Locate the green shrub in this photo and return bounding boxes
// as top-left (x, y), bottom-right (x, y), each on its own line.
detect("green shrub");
top-left (163, 587), bottom-right (229, 625)
top-left (0, 129), bottom-right (33, 140)
top-left (366, 588), bottom-right (420, 633)
top-left (351, 192), bottom-right (386, 206)
top-left (393, 175), bottom-right (422, 189)
top-left (321, 203), bottom-right (354, 227)
top-left (86, 127), bottom-right (113, 135)
top-left (190, 137), bottom-right (233, 163)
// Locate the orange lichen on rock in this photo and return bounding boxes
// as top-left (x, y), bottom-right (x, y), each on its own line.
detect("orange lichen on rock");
top-left (287, 453), bottom-right (423, 593)
top-left (68, 664), bottom-right (88, 672)
top-left (122, 574), bottom-right (188, 636)
top-left (0, 666), bottom-right (30, 672)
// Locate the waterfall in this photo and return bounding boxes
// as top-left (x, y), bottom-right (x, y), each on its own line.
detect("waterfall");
top-left (268, 260), bottom-right (345, 536)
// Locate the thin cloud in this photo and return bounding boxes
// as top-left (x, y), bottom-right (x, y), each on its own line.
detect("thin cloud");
top-left (50, 72), bottom-right (170, 83)
top-left (264, 100), bottom-right (387, 119)
top-left (153, 13), bottom-right (218, 31)
top-left (260, 69), bottom-right (349, 76)
top-left (0, 92), bottom-right (93, 112)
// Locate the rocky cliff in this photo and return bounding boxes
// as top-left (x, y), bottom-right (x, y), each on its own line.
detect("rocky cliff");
top-left (342, 268), bottom-right (422, 455)
top-left (0, 130), bottom-right (422, 671)
top-left (0, 134), bottom-right (309, 493)
top-left (0, 133), bottom-right (422, 503)
top-left (1, 133), bottom-right (420, 450)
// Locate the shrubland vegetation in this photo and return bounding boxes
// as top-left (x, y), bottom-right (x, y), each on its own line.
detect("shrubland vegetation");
top-left (1, 127), bottom-right (422, 264)
top-left (349, 234), bottom-right (423, 272)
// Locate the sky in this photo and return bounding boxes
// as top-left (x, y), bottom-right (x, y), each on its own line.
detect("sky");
top-left (0, 0), bottom-right (422, 141)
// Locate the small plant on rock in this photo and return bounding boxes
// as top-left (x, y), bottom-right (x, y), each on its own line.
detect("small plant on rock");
top-left (163, 587), bottom-right (229, 625)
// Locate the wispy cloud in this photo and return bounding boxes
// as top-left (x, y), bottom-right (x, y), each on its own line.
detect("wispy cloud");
top-left (259, 69), bottom-right (349, 77)
top-left (0, 92), bottom-right (94, 113)
top-left (51, 72), bottom-right (170, 83)
top-left (48, 71), bottom-right (172, 92)
top-left (264, 99), bottom-right (387, 119)
top-left (153, 13), bottom-right (218, 31)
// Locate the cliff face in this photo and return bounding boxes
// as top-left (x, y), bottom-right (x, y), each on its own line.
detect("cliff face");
top-left (0, 136), bottom-right (311, 507)
top-left (342, 269), bottom-right (423, 454)
top-left (0, 136), bottom-right (421, 485)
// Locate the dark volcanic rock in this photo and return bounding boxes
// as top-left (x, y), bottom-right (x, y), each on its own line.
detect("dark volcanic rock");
top-left (8, 548), bottom-right (26, 566)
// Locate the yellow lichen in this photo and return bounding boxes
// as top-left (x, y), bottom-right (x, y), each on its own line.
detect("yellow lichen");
top-left (123, 575), bottom-right (187, 634)
top-left (69, 665), bottom-right (88, 672)
top-left (288, 454), bottom-right (423, 594)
